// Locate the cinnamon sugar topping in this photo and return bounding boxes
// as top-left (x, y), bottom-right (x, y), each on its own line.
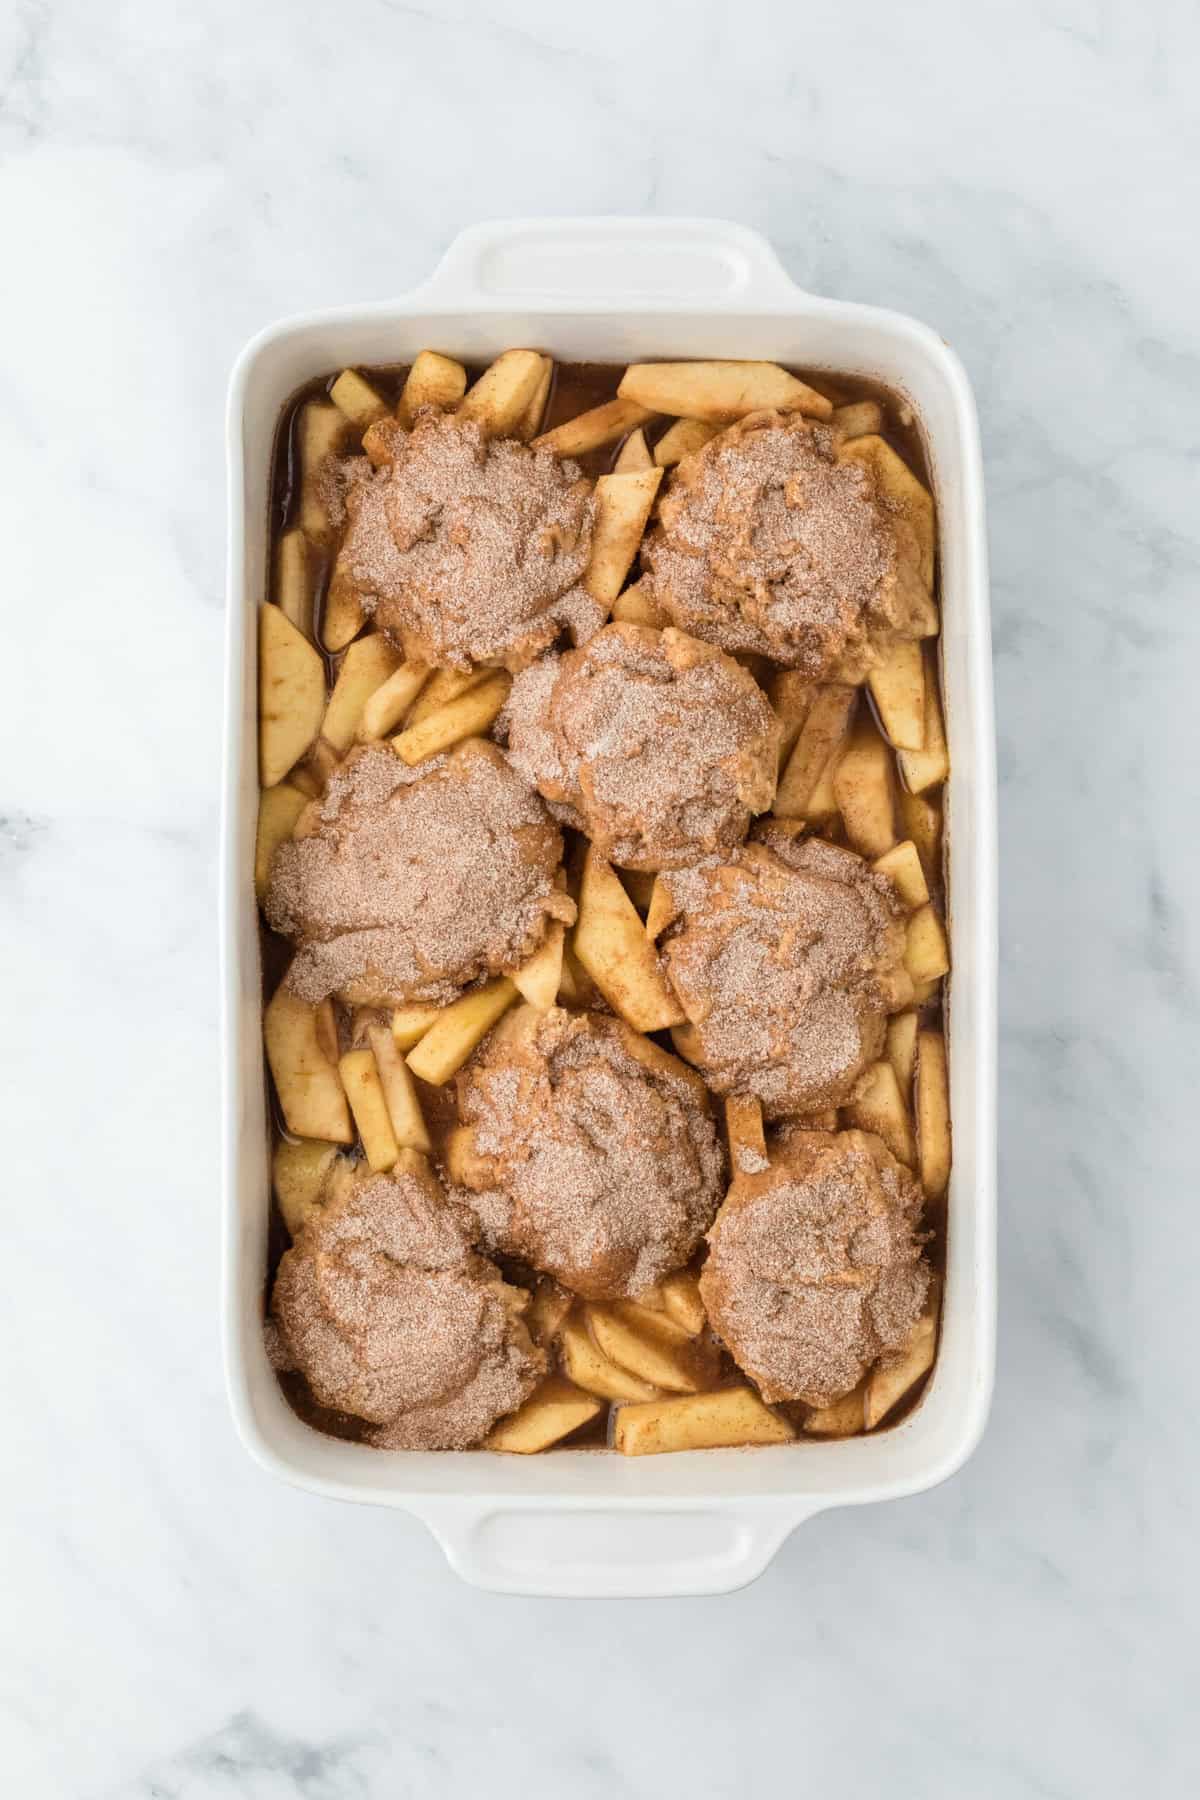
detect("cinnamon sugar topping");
top-left (271, 1158), bottom-right (544, 1450)
top-left (503, 622), bottom-right (781, 870)
top-left (337, 411), bottom-right (600, 670)
top-left (659, 835), bottom-right (908, 1117)
top-left (265, 739), bottom-right (572, 1006)
top-left (645, 410), bottom-right (912, 675)
top-left (700, 1129), bottom-right (929, 1406)
top-left (452, 1008), bottom-right (725, 1299)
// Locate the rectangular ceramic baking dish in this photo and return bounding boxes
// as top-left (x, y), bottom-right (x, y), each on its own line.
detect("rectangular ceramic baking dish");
top-left (222, 218), bottom-right (996, 1598)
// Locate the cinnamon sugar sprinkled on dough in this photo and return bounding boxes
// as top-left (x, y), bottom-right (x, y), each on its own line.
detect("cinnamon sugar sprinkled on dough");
top-left (271, 1159), bottom-right (544, 1449)
top-left (337, 411), bottom-right (600, 671)
top-left (645, 411), bottom-right (905, 674)
top-left (265, 740), bottom-right (572, 1005)
top-left (660, 836), bottom-right (908, 1117)
top-left (453, 1008), bottom-right (725, 1299)
top-left (497, 653), bottom-right (584, 830)
top-left (700, 1129), bottom-right (929, 1406)
top-left (503, 622), bottom-right (780, 870)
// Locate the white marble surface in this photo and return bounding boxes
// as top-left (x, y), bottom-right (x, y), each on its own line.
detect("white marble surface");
top-left (3, 0), bottom-right (1197, 1793)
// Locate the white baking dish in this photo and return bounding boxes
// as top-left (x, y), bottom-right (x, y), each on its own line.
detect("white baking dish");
top-left (222, 218), bottom-right (996, 1598)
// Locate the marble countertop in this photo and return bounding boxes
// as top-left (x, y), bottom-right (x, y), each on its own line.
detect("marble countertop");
top-left (4, 1), bottom-right (1197, 1794)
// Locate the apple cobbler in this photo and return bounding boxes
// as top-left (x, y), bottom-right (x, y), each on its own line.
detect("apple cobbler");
top-left (256, 349), bottom-right (951, 1456)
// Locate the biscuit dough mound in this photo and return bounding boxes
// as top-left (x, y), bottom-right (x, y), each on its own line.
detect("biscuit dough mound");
top-left (450, 1006), bottom-right (725, 1300)
top-left (656, 833), bottom-right (910, 1117)
top-left (271, 1155), bottom-right (544, 1450)
top-left (265, 739), bottom-right (573, 1007)
top-left (700, 1128), bottom-right (930, 1407)
top-left (338, 411), bottom-right (599, 670)
top-left (644, 411), bottom-right (930, 677)
top-left (504, 622), bottom-right (780, 870)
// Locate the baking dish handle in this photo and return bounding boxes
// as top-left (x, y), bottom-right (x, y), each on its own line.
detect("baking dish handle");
top-left (414, 1499), bottom-right (820, 1598)
top-left (417, 218), bottom-right (802, 308)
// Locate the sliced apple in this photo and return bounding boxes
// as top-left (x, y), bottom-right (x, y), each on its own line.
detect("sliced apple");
top-left (329, 367), bottom-right (390, 432)
top-left (271, 1137), bottom-right (339, 1239)
top-left (511, 921), bottom-right (564, 1011)
top-left (659, 1270), bottom-right (707, 1336)
top-left (295, 400), bottom-right (351, 543)
top-left (898, 659), bottom-right (950, 793)
top-left (391, 1002), bottom-right (441, 1052)
top-left (362, 1024), bottom-right (431, 1154)
top-left (254, 783), bottom-right (308, 901)
top-left (291, 737), bottom-right (340, 801)
top-left (513, 355), bottom-right (553, 442)
top-left (391, 671), bottom-right (511, 766)
top-left (899, 789), bottom-right (943, 888)
top-left (725, 1093), bottom-right (767, 1174)
top-left (613, 1298), bottom-right (693, 1348)
top-left (614, 427), bottom-right (653, 472)
top-left (457, 350), bottom-right (546, 438)
top-left (618, 360), bottom-right (831, 423)
top-left (837, 434), bottom-right (935, 590)
top-left (361, 416), bottom-right (404, 468)
top-left (832, 726), bottom-right (896, 858)
top-left (556, 942), bottom-right (594, 1007)
top-left (321, 543), bottom-right (366, 653)
top-left (288, 764), bottom-right (321, 802)
top-left (905, 905), bottom-right (950, 984)
top-left (768, 670), bottom-right (814, 771)
top-left (405, 978), bottom-right (517, 1086)
top-left (583, 469), bottom-right (663, 609)
top-left (337, 1047), bottom-right (400, 1172)
top-left (573, 848), bottom-right (684, 1033)
top-left (587, 1304), bottom-right (701, 1395)
top-left (357, 661), bottom-right (430, 742)
top-left (485, 1377), bottom-right (602, 1454)
top-left (865, 1284), bottom-right (939, 1428)
top-left (829, 400), bottom-right (883, 444)
top-left (915, 1030), bottom-right (951, 1200)
top-left (886, 1010), bottom-right (919, 1104)
top-left (805, 758), bottom-right (840, 824)
top-left (868, 638), bottom-right (926, 751)
top-left (264, 987), bottom-right (352, 1143)
top-left (404, 665), bottom-right (489, 727)
top-left (610, 579), bottom-right (667, 629)
top-left (560, 1313), bottom-right (660, 1402)
top-left (872, 839), bottom-right (929, 909)
top-left (844, 1061), bottom-right (916, 1168)
top-left (398, 350), bottom-right (468, 427)
top-left (804, 1381), bottom-right (867, 1437)
top-left (642, 877), bottom-right (676, 942)
top-left (273, 527), bottom-right (313, 637)
top-left (774, 684), bottom-right (857, 818)
top-left (258, 603), bottom-right (325, 787)
top-left (615, 1386), bottom-right (794, 1455)
top-left (653, 417), bottom-right (719, 466)
top-left (322, 634), bottom-right (402, 753)
top-left (523, 1276), bottom-right (572, 1346)
top-left (534, 397), bottom-right (654, 458)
